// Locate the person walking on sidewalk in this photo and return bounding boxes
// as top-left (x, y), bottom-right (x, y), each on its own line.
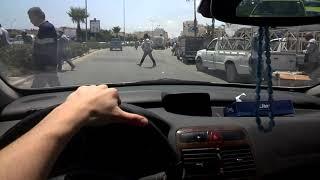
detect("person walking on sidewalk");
top-left (57, 30), bottom-right (75, 71)
top-left (28, 7), bottom-right (60, 88)
top-left (137, 34), bottom-right (156, 68)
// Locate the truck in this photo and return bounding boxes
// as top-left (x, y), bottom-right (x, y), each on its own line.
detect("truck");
top-left (268, 38), bottom-right (305, 70)
top-left (195, 37), bottom-right (302, 83)
top-left (176, 37), bottom-right (205, 64)
top-left (152, 36), bottom-right (166, 50)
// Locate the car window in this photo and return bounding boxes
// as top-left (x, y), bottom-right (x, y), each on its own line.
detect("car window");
top-left (207, 40), bottom-right (217, 50)
top-left (0, 0), bottom-right (319, 89)
top-left (270, 40), bottom-right (280, 51)
top-left (219, 39), bottom-right (251, 51)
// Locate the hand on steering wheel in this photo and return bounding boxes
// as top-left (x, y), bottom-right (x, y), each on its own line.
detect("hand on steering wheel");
top-left (61, 85), bottom-right (148, 127)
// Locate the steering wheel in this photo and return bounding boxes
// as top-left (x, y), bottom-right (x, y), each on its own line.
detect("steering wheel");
top-left (0, 103), bottom-right (182, 180)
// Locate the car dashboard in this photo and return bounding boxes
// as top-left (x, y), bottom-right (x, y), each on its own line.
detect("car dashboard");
top-left (1, 85), bottom-right (320, 180)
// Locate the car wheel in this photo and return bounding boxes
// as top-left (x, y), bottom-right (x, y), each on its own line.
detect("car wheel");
top-left (182, 57), bottom-right (189, 64)
top-left (226, 63), bottom-right (239, 83)
top-left (196, 58), bottom-right (207, 72)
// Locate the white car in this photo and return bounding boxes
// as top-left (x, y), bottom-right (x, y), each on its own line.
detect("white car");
top-left (195, 37), bottom-right (300, 83)
top-left (12, 34), bottom-right (35, 45)
top-left (195, 37), bottom-right (251, 82)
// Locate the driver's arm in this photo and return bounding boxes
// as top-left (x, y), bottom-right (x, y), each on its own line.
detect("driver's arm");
top-left (0, 85), bottom-right (148, 180)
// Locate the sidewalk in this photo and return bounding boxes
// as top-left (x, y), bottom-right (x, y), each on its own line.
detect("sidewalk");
top-left (7, 49), bottom-right (103, 87)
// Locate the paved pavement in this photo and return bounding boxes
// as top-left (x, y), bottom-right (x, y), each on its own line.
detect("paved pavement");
top-left (13, 47), bottom-right (227, 88)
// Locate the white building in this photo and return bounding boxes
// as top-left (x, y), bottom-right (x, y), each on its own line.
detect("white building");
top-left (181, 21), bottom-right (206, 37)
top-left (133, 28), bottom-right (168, 40)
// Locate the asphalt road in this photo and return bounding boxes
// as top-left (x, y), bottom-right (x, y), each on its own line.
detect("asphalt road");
top-left (16, 47), bottom-right (227, 88)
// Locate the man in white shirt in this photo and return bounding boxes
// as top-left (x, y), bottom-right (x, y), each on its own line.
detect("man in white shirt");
top-left (137, 34), bottom-right (157, 68)
top-left (57, 30), bottom-right (76, 71)
top-left (0, 24), bottom-right (11, 47)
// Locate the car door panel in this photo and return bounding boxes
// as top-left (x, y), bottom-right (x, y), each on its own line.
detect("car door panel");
top-left (202, 40), bottom-right (217, 68)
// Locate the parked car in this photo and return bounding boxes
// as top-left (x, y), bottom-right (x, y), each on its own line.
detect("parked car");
top-left (11, 35), bottom-right (24, 45)
top-left (195, 37), bottom-right (300, 82)
top-left (110, 38), bottom-right (122, 51)
top-left (12, 34), bottom-right (35, 45)
top-left (268, 38), bottom-right (305, 69)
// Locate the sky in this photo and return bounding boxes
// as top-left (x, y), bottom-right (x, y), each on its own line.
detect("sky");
top-left (0, 0), bottom-right (223, 38)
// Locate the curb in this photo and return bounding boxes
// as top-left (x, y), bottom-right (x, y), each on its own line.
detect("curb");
top-left (9, 49), bottom-right (101, 87)
top-left (11, 75), bottom-right (34, 86)
top-left (69, 49), bottom-right (99, 63)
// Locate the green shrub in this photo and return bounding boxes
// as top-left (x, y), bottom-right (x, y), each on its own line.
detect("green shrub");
top-left (0, 44), bottom-right (33, 76)
top-left (69, 42), bottom-right (89, 58)
top-left (85, 42), bottom-right (110, 49)
top-left (0, 42), bottom-right (90, 77)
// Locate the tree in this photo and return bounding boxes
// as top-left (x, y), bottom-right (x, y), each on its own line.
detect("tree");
top-left (96, 30), bottom-right (113, 42)
top-left (112, 26), bottom-right (121, 37)
top-left (67, 7), bottom-right (89, 41)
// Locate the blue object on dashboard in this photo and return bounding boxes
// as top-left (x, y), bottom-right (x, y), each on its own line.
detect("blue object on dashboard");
top-left (224, 100), bottom-right (295, 117)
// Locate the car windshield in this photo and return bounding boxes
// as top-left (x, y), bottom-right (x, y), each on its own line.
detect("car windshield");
top-left (0, 0), bottom-right (320, 89)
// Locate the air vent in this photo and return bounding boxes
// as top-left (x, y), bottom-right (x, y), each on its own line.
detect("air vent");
top-left (182, 148), bottom-right (221, 177)
top-left (181, 146), bottom-right (256, 178)
top-left (221, 146), bottom-right (256, 177)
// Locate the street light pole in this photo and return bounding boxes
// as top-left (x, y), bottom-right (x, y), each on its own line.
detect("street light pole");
top-left (149, 19), bottom-right (155, 37)
top-left (123, 0), bottom-right (126, 45)
top-left (194, 0), bottom-right (197, 37)
top-left (85, 0), bottom-right (88, 42)
top-left (212, 18), bottom-right (215, 38)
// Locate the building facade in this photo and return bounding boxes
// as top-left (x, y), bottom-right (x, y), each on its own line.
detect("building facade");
top-left (181, 21), bottom-right (206, 37)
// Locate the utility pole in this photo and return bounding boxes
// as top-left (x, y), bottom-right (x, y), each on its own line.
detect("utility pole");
top-left (212, 18), bottom-right (215, 38)
top-left (123, 0), bottom-right (126, 45)
top-left (149, 19), bottom-right (155, 37)
top-left (193, 0), bottom-right (197, 37)
top-left (85, 0), bottom-right (88, 42)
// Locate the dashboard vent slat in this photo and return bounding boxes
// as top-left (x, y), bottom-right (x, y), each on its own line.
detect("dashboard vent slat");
top-left (181, 146), bottom-right (256, 178)
top-left (182, 148), bottom-right (220, 176)
top-left (222, 146), bottom-right (256, 177)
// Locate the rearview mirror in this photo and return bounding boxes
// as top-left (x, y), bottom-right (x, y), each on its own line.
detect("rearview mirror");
top-left (198, 0), bottom-right (320, 26)
top-left (237, 0), bottom-right (317, 17)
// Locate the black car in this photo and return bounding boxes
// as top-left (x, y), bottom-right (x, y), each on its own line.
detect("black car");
top-left (110, 38), bottom-right (123, 51)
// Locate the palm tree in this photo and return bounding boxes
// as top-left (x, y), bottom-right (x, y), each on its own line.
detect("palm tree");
top-left (112, 26), bottom-right (121, 37)
top-left (67, 7), bottom-right (89, 41)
